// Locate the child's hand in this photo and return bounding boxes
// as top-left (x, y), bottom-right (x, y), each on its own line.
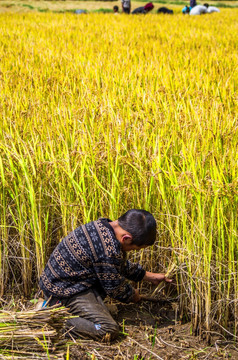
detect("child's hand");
top-left (143, 271), bottom-right (173, 285)
top-left (131, 288), bottom-right (141, 303)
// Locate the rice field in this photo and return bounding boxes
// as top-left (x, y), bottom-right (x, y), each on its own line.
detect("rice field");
top-left (0, 9), bottom-right (237, 341)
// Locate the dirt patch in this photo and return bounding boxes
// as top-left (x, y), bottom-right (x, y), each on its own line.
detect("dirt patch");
top-left (69, 300), bottom-right (238, 360)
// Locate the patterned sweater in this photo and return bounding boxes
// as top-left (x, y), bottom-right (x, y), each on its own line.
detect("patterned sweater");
top-left (39, 218), bottom-right (146, 303)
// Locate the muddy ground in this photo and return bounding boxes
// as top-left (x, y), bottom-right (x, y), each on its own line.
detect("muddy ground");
top-left (69, 299), bottom-right (238, 360)
top-left (1, 295), bottom-right (237, 359)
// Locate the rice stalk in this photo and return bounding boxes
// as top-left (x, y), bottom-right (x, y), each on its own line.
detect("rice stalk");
top-left (151, 263), bottom-right (177, 297)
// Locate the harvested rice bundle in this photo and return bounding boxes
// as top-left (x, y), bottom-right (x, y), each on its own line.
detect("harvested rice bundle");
top-left (0, 306), bottom-right (70, 359)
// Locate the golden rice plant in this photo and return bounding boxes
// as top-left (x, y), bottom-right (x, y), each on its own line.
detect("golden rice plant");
top-left (0, 11), bottom-right (237, 339)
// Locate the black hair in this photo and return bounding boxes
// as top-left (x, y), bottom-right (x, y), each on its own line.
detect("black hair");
top-left (203, 3), bottom-right (209, 7)
top-left (113, 5), bottom-right (119, 11)
top-left (118, 209), bottom-right (156, 246)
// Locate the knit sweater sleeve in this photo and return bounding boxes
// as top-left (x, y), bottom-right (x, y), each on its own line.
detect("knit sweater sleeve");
top-left (93, 257), bottom-right (135, 303)
top-left (121, 260), bottom-right (146, 282)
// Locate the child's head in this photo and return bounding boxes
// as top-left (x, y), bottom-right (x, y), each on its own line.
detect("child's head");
top-left (113, 5), bottom-right (119, 12)
top-left (118, 209), bottom-right (157, 246)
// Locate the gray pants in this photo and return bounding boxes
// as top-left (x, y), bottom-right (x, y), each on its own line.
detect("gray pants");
top-left (57, 290), bottom-right (119, 340)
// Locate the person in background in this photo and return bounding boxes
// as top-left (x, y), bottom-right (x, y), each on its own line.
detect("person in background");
top-left (157, 6), bottom-right (173, 14)
top-left (144, 2), bottom-right (154, 12)
top-left (39, 209), bottom-right (172, 340)
top-left (204, 3), bottom-right (220, 12)
top-left (121, 0), bottom-right (131, 13)
top-left (75, 9), bottom-right (87, 14)
top-left (132, 2), bottom-right (154, 14)
top-left (182, 5), bottom-right (190, 13)
top-left (190, 4), bottom-right (207, 15)
top-left (113, 5), bottom-right (120, 14)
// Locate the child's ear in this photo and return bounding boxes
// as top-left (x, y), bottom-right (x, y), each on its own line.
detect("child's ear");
top-left (121, 234), bottom-right (133, 244)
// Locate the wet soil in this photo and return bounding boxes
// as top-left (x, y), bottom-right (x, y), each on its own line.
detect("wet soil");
top-left (69, 300), bottom-right (238, 360)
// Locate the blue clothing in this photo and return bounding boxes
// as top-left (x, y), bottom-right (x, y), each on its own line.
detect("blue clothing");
top-left (182, 6), bottom-right (191, 13)
top-left (40, 218), bottom-right (145, 303)
top-left (75, 9), bottom-right (87, 14)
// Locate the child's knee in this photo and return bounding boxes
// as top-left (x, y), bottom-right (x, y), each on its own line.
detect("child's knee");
top-left (109, 322), bottom-right (120, 339)
top-left (97, 320), bottom-right (119, 340)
